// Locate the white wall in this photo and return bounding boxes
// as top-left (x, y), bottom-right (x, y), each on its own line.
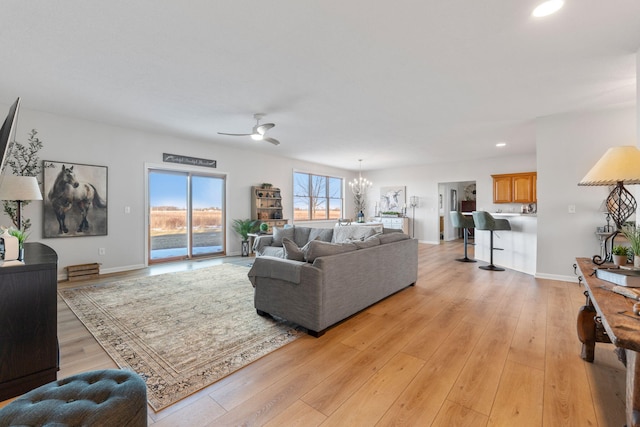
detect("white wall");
top-left (536, 106), bottom-right (637, 281)
top-left (4, 104), bottom-right (636, 280)
top-left (4, 108), bottom-right (356, 276)
top-left (364, 154), bottom-right (537, 244)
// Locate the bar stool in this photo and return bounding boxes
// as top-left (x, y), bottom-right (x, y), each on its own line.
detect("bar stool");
top-left (449, 211), bottom-right (476, 262)
top-left (472, 211), bottom-right (511, 271)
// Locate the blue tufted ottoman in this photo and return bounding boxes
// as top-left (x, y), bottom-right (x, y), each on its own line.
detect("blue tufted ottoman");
top-left (0, 369), bottom-right (147, 427)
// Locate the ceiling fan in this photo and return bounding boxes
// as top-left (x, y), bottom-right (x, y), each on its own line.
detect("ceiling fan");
top-left (218, 113), bottom-right (280, 146)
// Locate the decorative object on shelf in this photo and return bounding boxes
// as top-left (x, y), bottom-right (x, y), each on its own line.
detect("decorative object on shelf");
top-left (357, 211), bottom-right (364, 223)
top-left (578, 145), bottom-right (640, 265)
top-left (622, 225), bottom-right (640, 268)
top-left (43, 161), bottom-right (108, 237)
top-left (379, 185), bottom-right (405, 215)
top-left (0, 226), bottom-right (19, 261)
top-left (261, 183), bottom-right (272, 189)
top-left (0, 175), bottom-right (43, 232)
top-left (409, 195), bottom-right (419, 238)
top-left (259, 222), bottom-right (269, 233)
top-left (612, 245), bottom-right (630, 266)
top-left (232, 219), bottom-right (259, 257)
top-left (380, 211), bottom-right (399, 217)
top-left (7, 227), bottom-right (28, 261)
top-left (349, 159), bottom-right (372, 218)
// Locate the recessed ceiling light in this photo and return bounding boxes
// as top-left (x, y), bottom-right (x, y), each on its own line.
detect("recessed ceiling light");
top-left (532, 0), bottom-right (564, 17)
top-left (496, 142), bottom-right (507, 147)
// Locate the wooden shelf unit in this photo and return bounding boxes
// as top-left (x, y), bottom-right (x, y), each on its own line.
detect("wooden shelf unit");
top-left (251, 186), bottom-right (288, 233)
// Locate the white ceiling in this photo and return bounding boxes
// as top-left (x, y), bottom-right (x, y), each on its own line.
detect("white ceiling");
top-left (2, 1), bottom-right (639, 171)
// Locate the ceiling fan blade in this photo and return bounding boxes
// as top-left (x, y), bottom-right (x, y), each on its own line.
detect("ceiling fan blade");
top-left (264, 137), bottom-right (280, 146)
top-left (217, 132), bottom-right (252, 137)
top-left (256, 123), bottom-right (275, 135)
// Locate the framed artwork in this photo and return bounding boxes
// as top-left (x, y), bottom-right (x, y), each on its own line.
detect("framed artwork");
top-left (43, 161), bottom-right (108, 237)
top-left (379, 186), bottom-right (406, 213)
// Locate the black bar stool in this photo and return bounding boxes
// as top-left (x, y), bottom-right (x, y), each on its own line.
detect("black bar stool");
top-left (472, 211), bottom-right (511, 271)
top-left (449, 211), bottom-right (476, 262)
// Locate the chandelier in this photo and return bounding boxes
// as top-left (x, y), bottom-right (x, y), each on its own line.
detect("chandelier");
top-left (349, 159), bottom-right (372, 217)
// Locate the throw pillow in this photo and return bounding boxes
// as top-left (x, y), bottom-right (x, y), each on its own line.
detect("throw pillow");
top-left (309, 227), bottom-right (333, 242)
top-left (304, 240), bottom-right (358, 262)
top-left (353, 236), bottom-right (381, 249)
top-left (331, 225), bottom-right (378, 243)
top-left (272, 226), bottom-right (295, 247)
top-left (282, 237), bottom-right (305, 261)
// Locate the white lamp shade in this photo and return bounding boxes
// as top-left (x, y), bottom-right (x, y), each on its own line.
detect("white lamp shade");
top-left (0, 175), bottom-right (43, 201)
top-left (578, 146), bottom-right (640, 186)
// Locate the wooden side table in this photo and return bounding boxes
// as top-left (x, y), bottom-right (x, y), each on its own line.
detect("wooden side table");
top-left (575, 258), bottom-right (640, 426)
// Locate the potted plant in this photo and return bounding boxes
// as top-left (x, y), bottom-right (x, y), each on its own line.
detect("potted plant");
top-left (622, 226), bottom-right (640, 268)
top-left (8, 227), bottom-right (28, 261)
top-left (232, 219), bottom-right (259, 256)
top-left (612, 245), bottom-right (629, 266)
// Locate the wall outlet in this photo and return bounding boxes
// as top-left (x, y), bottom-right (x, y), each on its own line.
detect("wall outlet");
top-left (99, 248), bottom-right (106, 255)
top-left (124, 206), bottom-right (131, 214)
top-left (568, 204), bottom-right (576, 214)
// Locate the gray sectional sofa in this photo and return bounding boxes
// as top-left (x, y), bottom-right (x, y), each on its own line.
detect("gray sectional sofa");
top-left (248, 225), bottom-right (418, 336)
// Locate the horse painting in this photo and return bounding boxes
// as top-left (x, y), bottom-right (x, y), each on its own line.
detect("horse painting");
top-left (47, 164), bottom-right (107, 234)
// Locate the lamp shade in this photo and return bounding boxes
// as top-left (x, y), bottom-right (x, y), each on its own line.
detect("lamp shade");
top-left (0, 175), bottom-right (43, 201)
top-left (578, 146), bottom-right (640, 186)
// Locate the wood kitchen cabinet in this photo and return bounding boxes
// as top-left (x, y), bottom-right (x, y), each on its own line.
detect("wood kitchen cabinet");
top-left (492, 172), bottom-right (537, 204)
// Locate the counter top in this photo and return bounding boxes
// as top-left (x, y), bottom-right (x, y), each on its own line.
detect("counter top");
top-left (461, 212), bottom-right (537, 217)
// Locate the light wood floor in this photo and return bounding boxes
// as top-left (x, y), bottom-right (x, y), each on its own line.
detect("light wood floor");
top-left (2, 241), bottom-right (627, 426)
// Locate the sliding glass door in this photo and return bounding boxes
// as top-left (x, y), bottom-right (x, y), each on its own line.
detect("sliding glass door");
top-left (148, 169), bottom-right (225, 263)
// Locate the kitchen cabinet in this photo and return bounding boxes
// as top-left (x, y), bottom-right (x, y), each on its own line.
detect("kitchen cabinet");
top-left (492, 172), bottom-right (537, 204)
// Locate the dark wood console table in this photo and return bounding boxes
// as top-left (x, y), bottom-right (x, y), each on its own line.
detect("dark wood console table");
top-left (575, 257), bottom-right (640, 427)
top-left (0, 242), bottom-right (58, 401)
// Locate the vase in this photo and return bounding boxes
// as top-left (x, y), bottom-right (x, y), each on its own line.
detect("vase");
top-left (613, 254), bottom-right (627, 266)
top-left (635, 255), bottom-right (640, 268)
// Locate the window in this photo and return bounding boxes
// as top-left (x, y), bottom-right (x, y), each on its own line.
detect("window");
top-left (293, 172), bottom-right (343, 221)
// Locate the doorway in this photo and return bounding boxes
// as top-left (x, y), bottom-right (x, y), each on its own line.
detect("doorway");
top-left (147, 168), bottom-right (226, 263)
top-left (438, 181), bottom-right (476, 241)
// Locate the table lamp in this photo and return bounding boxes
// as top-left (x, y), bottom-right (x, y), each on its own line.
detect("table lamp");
top-left (578, 145), bottom-right (640, 264)
top-left (0, 175), bottom-right (43, 230)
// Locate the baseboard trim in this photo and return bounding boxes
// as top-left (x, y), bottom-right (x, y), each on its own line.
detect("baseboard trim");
top-left (534, 272), bottom-right (578, 283)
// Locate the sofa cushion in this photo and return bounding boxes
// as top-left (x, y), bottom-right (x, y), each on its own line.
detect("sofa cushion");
top-left (282, 237), bottom-right (305, 261)
top-left (332, 225), bottom-right (380, 243)
top-left (272, 226), bottom-right (295, 247)
top-left (309, 228), bottom-right (333, 242)
top-left (304, 240), bottom-right (358, 262)
top-left (352, 235), bottom-right (381, 249)
top-left (293, 227), bottom-right (311, 247)
top-left (260, 246), bottom-right (285, 258)
top-left (378, 232), bottom-right (410, 244)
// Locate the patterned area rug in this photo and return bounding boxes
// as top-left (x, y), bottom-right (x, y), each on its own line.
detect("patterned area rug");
top-left (59, 263), bottom-right (302, 411)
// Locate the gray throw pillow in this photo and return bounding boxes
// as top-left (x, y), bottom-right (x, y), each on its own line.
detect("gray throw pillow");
top-left (304, 240), bottom-right (358, 262)
top-left (272, 226), bottom-right (295, 247)
top-left (353, 236), bottom-right (381, 249)
top-left (309, 227), bottom-right (333, 242)
top-left (282, 237), bottom-right (305, 261)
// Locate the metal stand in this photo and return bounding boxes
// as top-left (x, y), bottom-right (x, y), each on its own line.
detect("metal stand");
top-left (593, 230), bottom-right (619, 265)
top-left (456, 228), bottom-right (476, 263)
top-left (479, 230), bottom-right (504, 271)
